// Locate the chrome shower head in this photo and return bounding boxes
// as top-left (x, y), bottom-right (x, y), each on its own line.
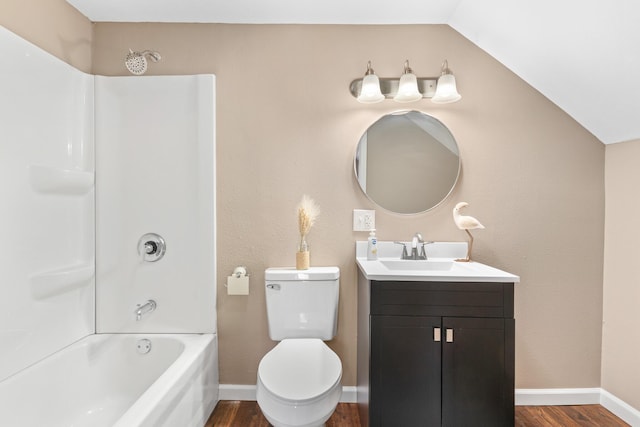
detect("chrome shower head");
top-left (124, 49), bottom-right (162, 75)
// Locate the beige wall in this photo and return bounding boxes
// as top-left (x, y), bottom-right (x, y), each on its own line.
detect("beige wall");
top-left (91, 23), bottom-right (605, 388)
top-left (0, 0), bottom-right (92, 72)
top-left (602, 140), bottom-right (640, 409)
top-left (5, 12), bottom-right (607, 391)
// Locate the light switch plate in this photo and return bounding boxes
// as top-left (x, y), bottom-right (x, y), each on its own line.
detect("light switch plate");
top-left (353, 209), bottom-right (375, 231)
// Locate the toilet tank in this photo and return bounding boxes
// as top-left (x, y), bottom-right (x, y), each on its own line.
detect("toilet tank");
top-left (264, 267), bottom-right (340, 341)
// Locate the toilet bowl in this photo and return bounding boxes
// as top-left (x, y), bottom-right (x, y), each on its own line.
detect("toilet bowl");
top-left (257, 338), bottom-right (342, 427)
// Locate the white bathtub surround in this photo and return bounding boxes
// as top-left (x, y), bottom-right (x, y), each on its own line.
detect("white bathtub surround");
top-left (0, 25), bottom-right (95, 383)
top-left (95, 74), bottom-right (216, 334)
top-left (0, 25), bottom-right (219, 427)
top-left (0, 334), bottom-right (218, 427)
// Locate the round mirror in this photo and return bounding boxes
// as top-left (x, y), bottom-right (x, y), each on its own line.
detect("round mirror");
top-left (354, 110), bottom-right (460, 214)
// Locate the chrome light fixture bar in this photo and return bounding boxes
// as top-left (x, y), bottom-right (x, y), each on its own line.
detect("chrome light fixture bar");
top-left (349, 59), bottom-right (461, 104)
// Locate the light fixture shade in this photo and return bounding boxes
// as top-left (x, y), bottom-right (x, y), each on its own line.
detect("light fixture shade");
top-left (432, 60), bottom-right (462, 103)
top-left (432, 74), bottom-right (461, 103)
top-left (394, 72), bottom-right (421, 103)
top-left (358, 73), bottom-right (384, 103)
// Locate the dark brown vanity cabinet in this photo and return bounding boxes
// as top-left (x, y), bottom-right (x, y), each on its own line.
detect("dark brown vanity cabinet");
top-left (357, 274), bottom-right (515, 427)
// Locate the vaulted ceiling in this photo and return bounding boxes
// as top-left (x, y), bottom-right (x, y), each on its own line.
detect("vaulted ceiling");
top-left (66, 0), bottom-right (640, 144)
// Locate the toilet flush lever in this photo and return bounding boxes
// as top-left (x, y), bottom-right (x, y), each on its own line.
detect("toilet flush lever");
top-left (266, 284), bottom-right (281, 291)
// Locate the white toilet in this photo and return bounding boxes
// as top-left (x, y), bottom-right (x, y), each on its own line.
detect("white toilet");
top-left (257, 267), bottom-right (342, 427)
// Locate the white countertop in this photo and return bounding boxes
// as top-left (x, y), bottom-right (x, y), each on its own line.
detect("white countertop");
top-left (356, 241), bottom-right (520, 283)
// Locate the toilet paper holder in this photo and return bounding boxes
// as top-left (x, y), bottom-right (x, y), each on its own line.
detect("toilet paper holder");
top-left (227, 266), bottom-right (249, 295)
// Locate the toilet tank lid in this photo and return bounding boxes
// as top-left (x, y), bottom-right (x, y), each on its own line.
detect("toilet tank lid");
top-left (265, 266), bottom-right (339, 281)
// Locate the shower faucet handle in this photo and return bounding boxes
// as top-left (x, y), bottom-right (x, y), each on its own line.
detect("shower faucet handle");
top-left (138, 233), bottom-right (166, 262)
top-left (144, 241), bottom-right (158, 255)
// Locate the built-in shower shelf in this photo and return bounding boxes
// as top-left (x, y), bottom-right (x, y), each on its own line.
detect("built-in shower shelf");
top-left (29, 264), bottom-right (95, 299)
top-left (29, 165), bottom-right (94, 195)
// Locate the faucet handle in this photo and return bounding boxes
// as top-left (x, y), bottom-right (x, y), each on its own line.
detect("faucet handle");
top-left (393, 241), bottom-right (410, 260)
top-left (418, 241), bottom-right (434, 259)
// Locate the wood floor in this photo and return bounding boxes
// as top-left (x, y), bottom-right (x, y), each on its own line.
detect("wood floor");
top-left (515, 405), bottom-right (629, 426)
top-left (206, 401), bottom-right (359, 427)
top-left (206, 401), bottom-right (629, 427)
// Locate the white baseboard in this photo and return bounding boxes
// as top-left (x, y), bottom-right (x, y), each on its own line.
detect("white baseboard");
top-left (340, 386), bottom-right (358, 403)
top-left (219, 384), bottom-right (357, 403)
top-left (515, 388), bottom-right (640, 426)
top-left (600, 389), bottom-right (640, 427)
top-left (515, 388), bottom-right (601, 406)
top-left (219, 384), bottom-right (257, 401)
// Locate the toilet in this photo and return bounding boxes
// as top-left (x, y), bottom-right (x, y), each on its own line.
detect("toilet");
top-left (257, 267), bottom-right (342, 427)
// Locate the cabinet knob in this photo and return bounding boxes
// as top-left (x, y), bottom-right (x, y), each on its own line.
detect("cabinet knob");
top-left (433, 327), bottom-right (441, 342)
top-left (446, 328), bottom-right (454, 343)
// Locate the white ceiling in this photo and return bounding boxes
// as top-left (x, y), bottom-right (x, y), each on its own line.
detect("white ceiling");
top-left (66, 0), bottom-right (640, 144)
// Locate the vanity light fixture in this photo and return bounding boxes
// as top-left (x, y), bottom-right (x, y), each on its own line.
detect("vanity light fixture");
top-left (349, 59), bottom-right (461, 104)
top-left (393, 60), bottom-right (422, 103)
top-left (431, 60), bottom-right (462, 104)
top-left (357, 61), bottom-right (385, 103)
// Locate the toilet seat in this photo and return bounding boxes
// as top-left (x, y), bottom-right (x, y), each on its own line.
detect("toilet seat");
top-left (258, 338), bottom-right (342, 402)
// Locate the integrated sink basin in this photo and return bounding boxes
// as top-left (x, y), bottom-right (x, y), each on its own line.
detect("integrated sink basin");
top-left (356, 240), bottom-right (520, 283)
top-left (379, 259), bottom-right (454, 272)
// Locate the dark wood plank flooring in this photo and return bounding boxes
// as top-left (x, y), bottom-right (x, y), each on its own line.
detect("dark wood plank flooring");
top-left (206, 401), bottom-right (359, 427)
top-left (515, 405), bottom-right (629, 426)
top-left (206, 401), bottom-right (629, 427)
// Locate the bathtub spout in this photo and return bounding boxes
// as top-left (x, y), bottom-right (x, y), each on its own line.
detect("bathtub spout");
top-left (135, 300), bottom-right (156, 321)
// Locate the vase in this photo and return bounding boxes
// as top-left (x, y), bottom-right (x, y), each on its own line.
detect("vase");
top-left (296, 236), bottom-right (310, 270)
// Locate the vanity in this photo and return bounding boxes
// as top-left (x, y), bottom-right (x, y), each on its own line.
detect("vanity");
top-left (353, 110), bottom-right (518, 425)
top-left (356, 241), bottom-right (519, 427)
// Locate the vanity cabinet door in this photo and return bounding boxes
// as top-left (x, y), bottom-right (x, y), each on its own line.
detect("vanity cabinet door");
top-left (441, 317), bottom-right (514, 427)
top-left (370, 315), bottom-right (442, 427)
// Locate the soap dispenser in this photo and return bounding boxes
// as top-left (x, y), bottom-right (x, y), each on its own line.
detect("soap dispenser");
top-left (367, 229), bottom-right (378, 260)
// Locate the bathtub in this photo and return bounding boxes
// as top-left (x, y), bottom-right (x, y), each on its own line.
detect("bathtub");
top-left (0, 333), bottom-right (219, 427)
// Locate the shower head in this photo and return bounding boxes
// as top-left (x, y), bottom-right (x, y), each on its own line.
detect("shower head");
top-left (124, 49), bottom-right (162, 75)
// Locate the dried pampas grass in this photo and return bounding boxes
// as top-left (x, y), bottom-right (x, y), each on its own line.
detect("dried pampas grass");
top-left (296, 194), bottom-right (319, 269)
top-left (297, 194), bottom-right (320, 245)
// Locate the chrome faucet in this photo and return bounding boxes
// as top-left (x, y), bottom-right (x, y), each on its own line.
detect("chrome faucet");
top-left (410, 232), bottom-right (426, 260)
top-left (135, 299), bottom-right (156, 321)
top-left (395, 233), bottom-right (433, 260)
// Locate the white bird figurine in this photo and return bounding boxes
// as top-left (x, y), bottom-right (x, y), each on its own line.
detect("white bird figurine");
top-left (453, 202), bottom-right (484, 262)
